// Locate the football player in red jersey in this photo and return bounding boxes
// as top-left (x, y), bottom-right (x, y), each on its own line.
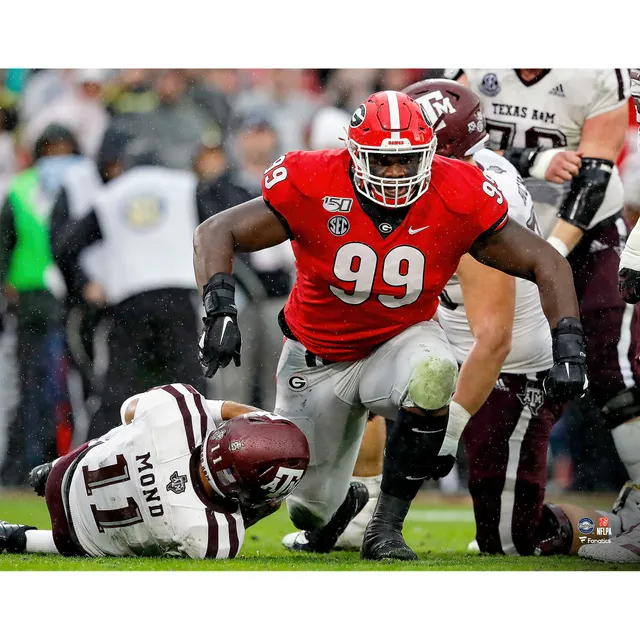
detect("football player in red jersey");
top-left (194, 90), bottom-right (587, 561)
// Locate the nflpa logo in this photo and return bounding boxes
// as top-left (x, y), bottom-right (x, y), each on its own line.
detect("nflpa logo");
top-left (596, 516), bottom-right (611, 537)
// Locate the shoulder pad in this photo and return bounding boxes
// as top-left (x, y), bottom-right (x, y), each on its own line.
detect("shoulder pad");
top-left (429, 155), bottom-right (489, 215)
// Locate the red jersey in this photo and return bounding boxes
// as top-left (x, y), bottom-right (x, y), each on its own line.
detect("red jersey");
top-left (262, 149), bottom-right (508, 361)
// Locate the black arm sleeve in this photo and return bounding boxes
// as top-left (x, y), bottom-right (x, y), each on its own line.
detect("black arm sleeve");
top-left (52, 210), bottom-right (103, 297)
top-left (0, 199), bottom-right (17, 285)
top-left (557, 158), bottom-right (613, 230)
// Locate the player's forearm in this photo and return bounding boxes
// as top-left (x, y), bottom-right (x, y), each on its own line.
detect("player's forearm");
top-left (547, 219), bottom-right (585, 256)
top-left (220, 401), bottom-right (259, 421)
top-left (193, 215), bottom-right (235, 290)
top-left (533, 250), bottom-right (580, 327)
top-left (453, 336), bottom-right (510, 415)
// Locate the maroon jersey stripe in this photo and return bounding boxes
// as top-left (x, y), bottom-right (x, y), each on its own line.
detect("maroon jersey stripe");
top-left (205, 510), bottom-right (219, 558)
top-left (191, 393), bottom-right (209, 440)
top-left (182, 384), bottom-right (209, 440)
top-left (160, 385), bottom-right (195, 452)
top-left (226, 512), bottom-right (240, 558)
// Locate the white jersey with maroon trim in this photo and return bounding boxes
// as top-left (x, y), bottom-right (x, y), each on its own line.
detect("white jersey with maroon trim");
top-left (446, 69), bottom-right (631, 237)
top-left (438, 149), bottom-right (553, 374)
top-left (67, 384), bottom-right (245, 559)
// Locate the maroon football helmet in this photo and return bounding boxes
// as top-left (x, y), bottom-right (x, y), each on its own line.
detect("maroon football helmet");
top-left (201, 412), bottom-right (310, 509)
top-left (402, 79), bottom-right (489, 159)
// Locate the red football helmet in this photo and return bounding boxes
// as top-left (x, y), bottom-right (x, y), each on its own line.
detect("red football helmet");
top-left (201, 411), bottom-right (310, 509)
top-left (402, 79), bottom-right (489, 159)
top-left (346, 90), bottom-right (437, 208)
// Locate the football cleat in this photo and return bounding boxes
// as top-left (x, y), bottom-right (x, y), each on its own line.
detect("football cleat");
top-left (282, 482), bottom-right (369, 553)
top-left (360, 493), bottom-right (418, 561)
top-left (335, 476), bottom-right (380, 551)
top-left (578, 523), bottom-right (640, 563)
top-left (611, 481), bottom-right (640, 531)
top-left (0, 521), bottom-right (36, 553)
top-left (467, 539), bottom-right (480, 553)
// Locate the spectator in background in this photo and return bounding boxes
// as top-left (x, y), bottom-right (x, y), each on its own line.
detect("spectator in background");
top-left (52, 140), bottom-right (208, 439)
top-left (50, 129), bottom-right (134, 442)
top-left (24, 70), bottom-right (111, 159)
top-left (109, 69), bottom-right (228, 171)
top-left (0, 124), bottom-right (82, 485)
top-left (233, 111), bottom-right (282, 195)
top-left (376, 69), bottom-right (423, 92)
top-left (234, 69), bottom-right (318, 152)
top-left (323, 69), bottom-right (379, 114)
top-left (19, 70), bottom-right (76, 129)
top-left (0, 91), bottom-right (18, 201)
top-left (103, 69), bottom-right (157, 117)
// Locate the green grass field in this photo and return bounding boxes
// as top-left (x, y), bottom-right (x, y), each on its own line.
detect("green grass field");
top-left (1, 490), bottom-right (637, 571)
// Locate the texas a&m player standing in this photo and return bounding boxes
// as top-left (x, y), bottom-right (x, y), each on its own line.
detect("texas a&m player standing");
top-left (402, 78), bottom-right (636, 559)
top-left (0, 384), bottom-right (310, 559)
top-left (446, 70), bottom-right (640, 495)
top-left (194, 90), bottom-right (587, 561)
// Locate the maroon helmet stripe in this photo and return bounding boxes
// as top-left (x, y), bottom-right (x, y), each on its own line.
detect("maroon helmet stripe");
top-left (160, 385), bottom-right (195, 452)
top-left (226, 512), bottom-right (240, 558)
top-left (205, 510), bottom-right (219, 558)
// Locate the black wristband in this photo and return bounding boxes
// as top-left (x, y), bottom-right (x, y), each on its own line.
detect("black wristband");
top-left (551, 317), bottom-right (586, 364)
top-left (202, 272), bottom-right (237, 317)
top-left (503, 147), bottom-right (539, 178)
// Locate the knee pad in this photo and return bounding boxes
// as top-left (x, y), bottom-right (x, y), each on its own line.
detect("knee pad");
top-left (602, 386), bottom-right (640, 429)
top-left (405, 355), bottom-right (457, 412)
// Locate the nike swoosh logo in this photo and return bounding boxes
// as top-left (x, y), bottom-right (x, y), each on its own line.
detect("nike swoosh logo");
top-left (408, 225), bottom-right (429, 235)
top-left (412, 427), bottom-right (443, 434)
top-left (219, 316), bottom-right (233, 346)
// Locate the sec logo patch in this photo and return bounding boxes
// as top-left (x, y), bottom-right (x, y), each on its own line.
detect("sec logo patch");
top-left (288, 375), bottom-right (308, 391)
top-left (328, 215), bottom-right (350, 236)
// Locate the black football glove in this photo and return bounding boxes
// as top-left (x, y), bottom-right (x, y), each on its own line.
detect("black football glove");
top-left (543, 317), bottom-right (588, 403)
top-left (29, 461), bottom-right (53, 497)
top-left (427, 454), bottom-right (456, 481)
top-left (619, 268), bottom-right (640, 304)
top-left (198, 273), bottom-right (242, 378)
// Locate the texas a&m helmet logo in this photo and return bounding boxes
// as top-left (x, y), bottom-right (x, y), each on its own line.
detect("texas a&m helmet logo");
top-left (260, 466), bottom-right (305, 499)
top-left (350, 104), bottom-right (366, 128)
top-left (417, 90), bottom-right (457, 132)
